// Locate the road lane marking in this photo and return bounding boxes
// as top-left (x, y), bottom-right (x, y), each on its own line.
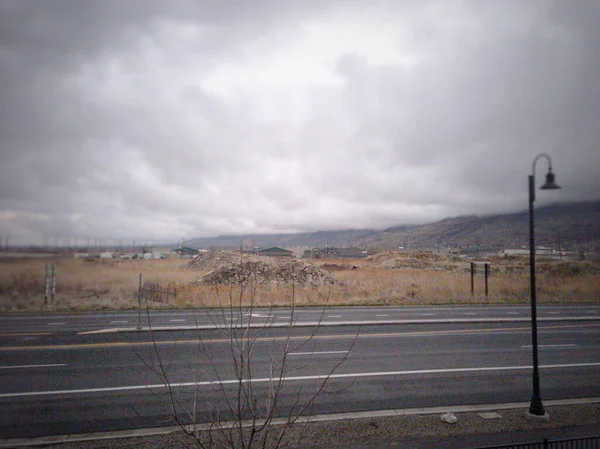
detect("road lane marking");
top-left (110, 321), bottom-right (128, 324)
top-left (465, 313), bottom-right (478, 316)
top-left (0, 333), bottom-right (52, 337)
top-left (2, 362), bottom-right (599, 398)
top-left (328, 315), bottom-right (342, 318)
top-left (521, 344), bottom-right (577, 348)
top-left (169, 319), bottom-right (186, 322)
top-left (2, 323), bottom-right (598, 352)
top-left (420, 313), bottom-right (435, 316)
top-left (289, 351), bottom-right (349, 356)
top-left (47, 323), bottom-right (65, 326)
top-left (0, 364), bottom-right (66, 370)
top-left (376, 315), bottom-right (389, 317)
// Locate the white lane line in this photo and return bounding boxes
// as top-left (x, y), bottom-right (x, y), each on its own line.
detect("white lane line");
top-left (169, 319), bottom-right (186, 322)
top-left (289, 351), bottom-right (349, 356)
top-left (277, 316), bottom-right (292, 320)
top-left (47, 323), bottom-right (66, 326)
top-left (3, 362), bottom-right (599, 398)
top-left (376, 314), bottom-right (389, 317)
top-left (521, 344), bottom-right (577, 348)
top-left (110, 321), bottom-right (128, 324)
top-left (0, 364), bottom-right (66, 370)
top-left (327, 315), bottom-right (342, 318)
top-left (420, 313), bottom-right (435, 316)
top-left (465, 313), bottom-right (478, 316)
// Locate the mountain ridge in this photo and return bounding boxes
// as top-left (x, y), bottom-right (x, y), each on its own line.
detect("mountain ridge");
top-left (185, 200), bottom-right (600, 252)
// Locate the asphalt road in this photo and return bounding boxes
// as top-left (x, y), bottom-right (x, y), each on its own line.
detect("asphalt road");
top-left (0, 313), bottom-right (599, 440)
top-left (1, 304), bottom-right (599, 334)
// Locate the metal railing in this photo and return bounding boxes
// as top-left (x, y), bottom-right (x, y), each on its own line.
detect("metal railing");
top-left (480, 435), bottom-right (599, 449)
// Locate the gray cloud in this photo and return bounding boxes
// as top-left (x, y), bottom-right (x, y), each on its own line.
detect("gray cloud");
top-left (1, 0), bottom-right (599, 244)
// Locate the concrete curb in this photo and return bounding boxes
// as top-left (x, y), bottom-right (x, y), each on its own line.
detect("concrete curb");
top-left (2, 397), bottom-right (599, 448)
top-left (78, 316), bottom-right (600, 334)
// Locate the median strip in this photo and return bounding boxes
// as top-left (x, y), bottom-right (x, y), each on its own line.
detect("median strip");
top-left (2, 322), bottom-right (598, 352)
top-left (77, 316), bottom-right (600, 335)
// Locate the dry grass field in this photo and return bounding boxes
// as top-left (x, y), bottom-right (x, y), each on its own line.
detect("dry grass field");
top-left (0, 252), bottom-right (599, 312)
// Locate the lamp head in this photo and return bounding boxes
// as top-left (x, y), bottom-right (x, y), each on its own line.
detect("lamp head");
top-left (540, 169), bottom-right (561, 190)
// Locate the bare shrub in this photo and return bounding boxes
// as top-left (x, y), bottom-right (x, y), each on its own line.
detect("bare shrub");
top-left (142, 255), bottom-right (357, 448)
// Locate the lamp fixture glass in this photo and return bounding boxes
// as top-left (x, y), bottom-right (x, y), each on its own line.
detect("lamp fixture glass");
top-left (540, 170), bottom-right (561, 190)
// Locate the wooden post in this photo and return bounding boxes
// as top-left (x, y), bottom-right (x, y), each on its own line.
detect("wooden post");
top-left (470, 262), bottom-right (475, 296)
top-left (137, 273), bottom-right (142, 330)
top-left (484, 263), bottom-right (489, 298)
top-left (44, 264), bottom-right (50, 304)
top-left (51, 263), bottom-right (56, 303)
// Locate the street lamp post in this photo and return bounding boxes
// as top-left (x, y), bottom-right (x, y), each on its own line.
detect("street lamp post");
top-left (528, 153), bottom-right (561, 417)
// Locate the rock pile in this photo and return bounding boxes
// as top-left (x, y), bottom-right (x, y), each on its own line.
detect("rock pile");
top-left (188, 249), bottom-right (274, 271)
top-left (189, 251), bottom-right (340, 286)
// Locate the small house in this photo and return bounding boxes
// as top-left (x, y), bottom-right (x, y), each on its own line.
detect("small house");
top-left (257, 247), bottom-right (293, 258)
top-left (173, 246), bottom-right (200, 259)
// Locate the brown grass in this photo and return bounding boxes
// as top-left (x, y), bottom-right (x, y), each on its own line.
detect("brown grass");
top-left (0, 253), bottom-right (599, 312)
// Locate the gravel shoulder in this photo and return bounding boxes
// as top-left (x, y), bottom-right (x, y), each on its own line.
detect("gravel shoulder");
top-left (10, 403), bottom-right (600, 449)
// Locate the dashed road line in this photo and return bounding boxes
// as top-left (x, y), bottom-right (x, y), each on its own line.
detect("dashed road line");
top-left (289, 350), bottom-right (349, 356)
top-left (521, 344), bottom-right (577, 349)
top-left (0, 364), bottom-right (66, 370)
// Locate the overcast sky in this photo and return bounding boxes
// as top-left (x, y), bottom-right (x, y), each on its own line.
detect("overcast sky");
top-left (1, 0), bottom-right (599, 245)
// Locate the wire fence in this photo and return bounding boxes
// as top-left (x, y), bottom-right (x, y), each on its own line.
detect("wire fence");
top-left (140, 281), bottom-right (177, 305)
top-left (479, 435), bottom-right (599, 449)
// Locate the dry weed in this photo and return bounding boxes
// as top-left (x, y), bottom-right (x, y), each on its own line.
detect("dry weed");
top-left (0, 253), bottom-right (598, 312)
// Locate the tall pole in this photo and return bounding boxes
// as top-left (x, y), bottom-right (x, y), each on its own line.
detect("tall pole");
top-left (528, 173), bottom-right (545, 416)
top-left (527, 153), bottom-right (560, 418)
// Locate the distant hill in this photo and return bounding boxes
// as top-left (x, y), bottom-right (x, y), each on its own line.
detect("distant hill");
top-left (185, 200), bottom-right (600, 253)
top-left (185, 229), bottom-right (378, 250)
